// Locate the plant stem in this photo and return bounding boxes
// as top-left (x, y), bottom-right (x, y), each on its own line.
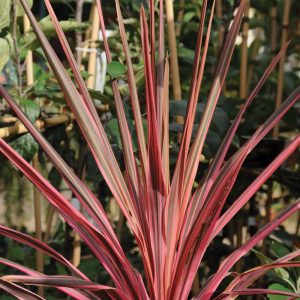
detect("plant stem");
top-left (246, 26), bottom-right (262, 93)
top-left (240, 1), bottom-right (250, 99)
top-left (43, 206), bottom-right (55, 244)
top-left (165, 0), bottom-right (184, 126)
top-left (32, 155), bottom-right (44, 297)
top-left (86, 2), bottom-right (99, 89)
top-left (24, 14), bottom-right (44, 296)
top-left (273, 0), bottom-right (291, 138)
top-left (0, 114), bottom-right (73, 139)
top-left (71, 2), bottom-right (98, 267)
top-left (75, 0), bottom-right (84, 65)
top-left (176, 0), bottom-right (185, 36)
top-left (12, 0), bottom-right (22, 97)
top-left (72, 144), bottom-right (87, 267)
top-left (270, 1), bottom-right (278, 54)
top-left (24, 15), bottom-right (34, 86)
top-left (216, 0), bottom-right (224, 53)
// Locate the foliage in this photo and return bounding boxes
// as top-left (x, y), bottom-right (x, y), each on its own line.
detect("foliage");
top-left (0, 0), bottom-right (299, 299)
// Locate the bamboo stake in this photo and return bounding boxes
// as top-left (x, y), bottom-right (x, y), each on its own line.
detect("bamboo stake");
top-left (32, 156), bottom-right (44, 279)
top-left (0, 114), bottom-right (73, 139)
top-left (176, 0), bottom-right (185, 36)
top-left (273, 0), bottom-right (291, 138)
top-left (216, 0), bottom-right (226, 94)
top-left (235, 218), bottom-right (244, 273)
top-left (165, 0), bottom-right (184, 126)
top-left (72, 148), bottom-right (87, 267)
top-left (24, 14), bottom-right (44, 297)
top-left (71, 2), bottom-right (100, 268)
top-left (81, 6), bottom-right (94, 61)
top-left (240, 1), bottom-right (250, 99)
top-left (192, 274), bottom-right (200, 296)
top-left (43, 206), bottom-right (55, 244)
top-left (216, 0), bottom-right (225, 53)
top-left (270, 1), bottom-right (278, 54)
top-left (246, 26), bottom-right (262, 93)
top-left (86, 2), bottom-right (100, 89)
top-left (75, 0), bottom-right (85, 65)
top-left (262, 185), bottom-right (273, 255)
top-left (24, 16), bottom-right (34, 86)
top-left (0, 116), bottom-right (18, 123)
top-left (72, 231), bottom-right (82, 267)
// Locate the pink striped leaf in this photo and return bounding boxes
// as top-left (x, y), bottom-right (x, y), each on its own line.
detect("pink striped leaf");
top-left (2, 275), bottom-right (113, 291)
top-left (197, 198), bottom-right (300, 299)
top-left (94, 0), bottom-right (140, 199)
top-left (211, 135), bottom-right (300, 241)
top-left (0, 258), bottom-right (93, 300)
top-left (0, 85), bottom-right (121, 252)
top-left (215, 288), bottom-right (300, 299)
top-left (0, 279), bottom-right (44, 300)
top-left (114, 0), bottom-right (148, 180)
top-left (140, 6), bottom-right (167, 299)
top-left (19, 0), bottom-right (142, 243)
top-left (174, 88), bottom-right (300, 296)
top-left (0, 138), bottom-right (147, 299)
top-left (0, 225), bottom-right (87, 279)
top-left (183, 41), bottom-right (291, 237)
top-left (227, 248), bottom-right (300, 291)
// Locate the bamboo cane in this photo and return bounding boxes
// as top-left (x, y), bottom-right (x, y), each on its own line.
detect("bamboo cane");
top-left (32, 156), bottom-right (44, 291)
top-left (0, 116), bottom-right (18, 123)
top-left (192, 275), bottom-right (200, 296)
top-left (270, 1), bottom-right (278, 54)
top-left (235, 218), bottom-right (244, 273)
top-left (265, 0), bottom-right (280, 247)
top-left (0, 114), bottom-right (73, 139)
top-left (165, 0), bottom-right (184, 126)
top-left (24, 16), bottom-right (34, 86)
top-left (216, 0), bottom-right (225, 53)
top-left (273, 0), bottom-right (291, 138)
top-left (71, 2), bottom-right (100, 268)
top-left (81, 5), bottom-right (94, 61)
top-left (24, 14), bottom-right (44, 297)
top-left (75, 0), bottom-right (85, 65)
top-left (216, 0), bottom-right (226, 94)
top-left (86, 2), bottom-right (100, 89)
top-left (43, 206), bottom-right (55, 244)
top-left (240, 1), bottom-right (250, 99)
top-left (246, 26), bottom-right (262, 93)
top-left (176, 0), bottom-right (185, 36)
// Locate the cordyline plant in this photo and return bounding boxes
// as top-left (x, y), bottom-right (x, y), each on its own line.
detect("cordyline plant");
top-left (0, 0), bottom-right (299, 299)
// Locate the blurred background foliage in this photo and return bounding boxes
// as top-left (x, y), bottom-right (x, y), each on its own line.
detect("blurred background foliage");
top-left (0, 0), bottom-right (299, 298)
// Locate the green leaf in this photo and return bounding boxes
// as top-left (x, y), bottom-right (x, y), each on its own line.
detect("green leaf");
top-left (6, 244), bottom-right (25, 262)
top-left (249, 18), bottom-right (265, 29)
top-left (169, 100), bottom-right (229, 134)
top-left (78, 258), bottom-right (102, 281)
top-left (10, 133), bottom-right (38, 161)
top-left (267, 283), bottom-right (296, 300)
top-left (183, 12), bottom-right (197, 23)
top-left (19, 98), bottom-right (40, 123)
top-left (88, 89), bottom-right (115, 107)
top-left (17, 0), bottom-right (33, 16)
top-left (107, 61), bottom-right (127, 79)
top-left (0, 0), bottom-right (11, 30)
top-left (268, 238), bottom-right (291, 259)
top-left (20, 17), bottom-right (88, 51)
top-left (106, 118), bottom-right (147, 153)
top-left (177, 46), bottom-right (195, 63)
top-left (55, 262), bottom-right (68, 275)
top-left (48, 167), bottom-right (62, 189)
top-left (0, 37), bottom-right (11, 72)
top-left (252, 249), bottom-right (292, 287)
